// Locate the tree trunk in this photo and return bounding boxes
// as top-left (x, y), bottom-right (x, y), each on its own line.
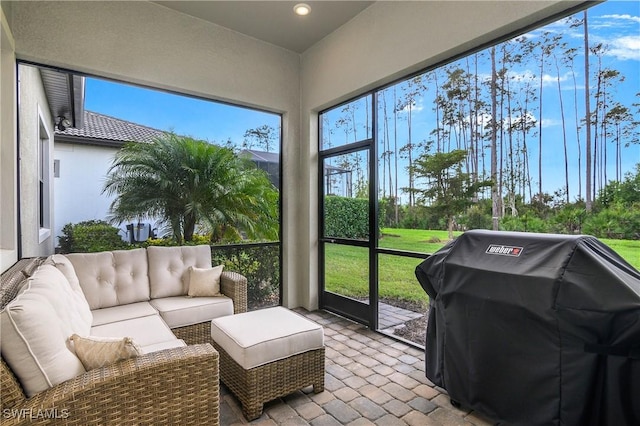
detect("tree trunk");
top-left (183, 214), bottom-right (197, 242)
top-left (490, 47), bottom-right (499, 230)
top-left (569, 51), bottom-right (582, 201)
top-left (555, 54), bottom-right (570, 203)
top-left (393, 86), bottom-right (399, 224)
top-left (584, 10), bottom-right (593, 212)
top-left (448, 215), bottom-right (455, 241)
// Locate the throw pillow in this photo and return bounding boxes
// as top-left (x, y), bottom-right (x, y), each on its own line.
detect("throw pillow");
top-left (70, 334), bottom-right (142, 370)
top-left (188, 265), bottom-right (224, 297)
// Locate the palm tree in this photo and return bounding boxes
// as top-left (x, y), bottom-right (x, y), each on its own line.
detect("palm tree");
top-left (103, 133), bottom-right (279, 243)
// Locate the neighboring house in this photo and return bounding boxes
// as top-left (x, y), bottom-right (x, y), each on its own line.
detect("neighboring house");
top-left (11, 63), bottom-right (165, 257)
top-left (12, 65), bottom-right (84, 261)
top-left (240, 149), bottom-right (280, 189)
top-left (54, 110), bottom-right (166, 244)
top-left (240, 149), bottom-right (355, 197)
top-left (55, 114), bottom-right (282, 246)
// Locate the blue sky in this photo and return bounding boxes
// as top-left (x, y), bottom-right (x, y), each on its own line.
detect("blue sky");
top-left (84, 79), bottom-right (282, 151)
top-left (84, 1), bottom-right (638, 202)
top-left (323, 1), bottom-right (639, 203)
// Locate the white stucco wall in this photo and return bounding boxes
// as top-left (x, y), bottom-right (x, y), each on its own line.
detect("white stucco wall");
top-left (53, 142), bottom-right (120, 244)
top-left (0, 5), bottom-right (17, 271)
top-left (17, 64), bottom-right (55, 257)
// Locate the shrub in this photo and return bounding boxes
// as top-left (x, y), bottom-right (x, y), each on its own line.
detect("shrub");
top-left (582, 204), bottom-right (640, 239)
top-left (58, 220), bottom-right (128, 253)
top-left (211, 244), bottom-right (280, 309)
top-left (324, 196), bottom-right (369, 239)
top-left (499, 214), bottom-right (550, 233)
top-left (460, 205), bottom-right (492, 230)
top-left (549, 203), bottom-right (587, 234)
top-left (399, 206), bottom-right (441, 230)
top-left (142, 234), bottom-right (212, 247)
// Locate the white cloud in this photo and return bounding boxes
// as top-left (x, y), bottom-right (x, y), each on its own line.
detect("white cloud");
top-left (606, 35), bottom-right (640, 61)
top-left (600, 14), bottom-right (640, 24)
top-left (541, 118), bottom-right (562, 128)
top-left (507, 70), bottom-right (573, 88)
top-left (542, 71), bottom-right (573, 85)
top-left (508, 70), bottom-right (536, 83)
top-left (397, 98), bottom-right (424, 114)
top-left (591, 13), bottom-right (640, 30)
top-left (502, 112), bottom-right (538, 129)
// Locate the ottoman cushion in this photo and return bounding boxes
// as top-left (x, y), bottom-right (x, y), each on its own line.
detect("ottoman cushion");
top-left (210, 307), bottom-right (324, 369)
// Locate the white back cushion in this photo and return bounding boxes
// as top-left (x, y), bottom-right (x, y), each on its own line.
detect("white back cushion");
top-left (0, 265), bottom-right (91, 397)
top-left (67, 248), bottom-right (150, 310)
top-left (147, 245), bottom-right (212, 298)
top-left (45, 254), bottom-right (82, 293)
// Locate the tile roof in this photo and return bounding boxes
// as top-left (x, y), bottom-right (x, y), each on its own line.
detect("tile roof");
top-left (240, 149), bottom-right (280, 164)
top-left (55, 110), bottom-right (166, 144)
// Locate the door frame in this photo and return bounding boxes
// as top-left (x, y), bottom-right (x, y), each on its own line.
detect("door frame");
top-left (318, 93), bottom-right (379, 328)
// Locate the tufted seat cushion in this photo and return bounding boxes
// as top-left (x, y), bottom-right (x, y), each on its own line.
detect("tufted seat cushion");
top-left (67, 248), bottom-right (150, 310)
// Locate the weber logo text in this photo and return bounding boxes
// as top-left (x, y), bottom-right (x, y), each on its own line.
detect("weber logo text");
top-left (485, 244), bottom-right (523, 257)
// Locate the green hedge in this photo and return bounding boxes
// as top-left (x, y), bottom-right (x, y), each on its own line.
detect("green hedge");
top-left (58, 220), bottom-right (127, 253)
top-left (324, 196), bottom-right (370, 239)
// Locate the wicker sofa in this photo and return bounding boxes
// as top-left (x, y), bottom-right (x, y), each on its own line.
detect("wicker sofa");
top-left (0, 245), bottom-right (247, 426)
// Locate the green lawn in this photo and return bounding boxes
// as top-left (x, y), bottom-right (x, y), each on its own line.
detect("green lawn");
top-left (378, 228), bottom-right (461, 253)
top-left (599, 238), bottom-right (640, 270)
top-left (325, 228), bottom-right (640, 304)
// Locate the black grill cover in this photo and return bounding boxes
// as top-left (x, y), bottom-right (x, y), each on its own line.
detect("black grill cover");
top-left (415, 230), bottom-right (640, 426)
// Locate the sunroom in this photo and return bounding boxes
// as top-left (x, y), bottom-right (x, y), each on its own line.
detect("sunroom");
top-left (4, 1), bottom-right (634, 425)
top-left (1, 0), bottom-right (593, 318)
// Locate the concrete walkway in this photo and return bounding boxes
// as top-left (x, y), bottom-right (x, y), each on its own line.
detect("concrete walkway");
top-left (377, 302), bottom-right (424, 335)
top-left (220, 308), bottom-right (493, 425)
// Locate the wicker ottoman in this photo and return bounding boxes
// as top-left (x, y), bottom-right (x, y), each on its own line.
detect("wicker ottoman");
top-left (210, 307), bottom-right (325, 420)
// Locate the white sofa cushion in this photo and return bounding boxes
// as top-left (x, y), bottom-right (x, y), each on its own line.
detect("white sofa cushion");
top-left (141, 340), bottom-right (187, 354)
top-left (91, 301), bottom-right (158, 327)
top-left (45, 254), bottom-right (83, 294)
top-left (148, 245), bottom-right (212, 298)
top-left (210, 307), bottom-right (324, 369)
top-left (67, 248), bottom-right (150, 310)
top-left (0, 265), bottom-right (92, 397)
top-left (150, 296), bottom-right (234, 328)
top-left (90, 314), bottom-right (179, 349)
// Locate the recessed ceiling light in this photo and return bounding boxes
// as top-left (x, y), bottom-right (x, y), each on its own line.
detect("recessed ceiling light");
top-left (294, 3), bottom-right (311, 16)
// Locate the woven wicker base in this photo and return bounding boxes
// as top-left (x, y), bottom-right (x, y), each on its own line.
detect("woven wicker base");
top-left (173, 321), bottom-right (213, 346)
top-left (212, 341), bottom-right (325, 420)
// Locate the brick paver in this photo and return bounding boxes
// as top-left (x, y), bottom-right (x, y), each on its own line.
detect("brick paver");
top-left (219, 309), bottom-right (494, 425)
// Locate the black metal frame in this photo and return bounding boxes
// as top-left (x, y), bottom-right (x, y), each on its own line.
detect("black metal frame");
top-left (318, 93), bottom-right (380, 328)
top-left (318, 91), bottom-right (434, 334)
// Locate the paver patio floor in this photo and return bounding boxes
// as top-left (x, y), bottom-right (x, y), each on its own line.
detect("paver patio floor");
top-left (220, 308), bottom-right (493, 425)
